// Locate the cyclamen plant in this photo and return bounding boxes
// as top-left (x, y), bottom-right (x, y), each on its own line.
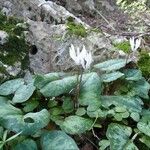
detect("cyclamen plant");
top-left (69, 44), bottom-right (93, 108)
top-left (0, 39), bottom-right (149, 150)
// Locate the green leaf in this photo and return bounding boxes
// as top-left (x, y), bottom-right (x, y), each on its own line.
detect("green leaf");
top-left (101, 96), bottom-right (143, 114)
top-left (101, 72), bottom-right (124, 82)
top-left (129, 78), bottom-right (150, 99)
top-left (62, 97), bottom-right (74, 113)
top-left (0, 141), bottom-right (4, 150)
top-left (12, 139), bottom-right (37, 150)
top-left (41, 131), bottom-right (79, 150)
top-left (139, 135), bottom-right (150, 148)
top-left (34, 73), bottom-right (63, 89)
top-left (94, 59), bottom-right (128, 71)
top-left (48, 100), bottom-right (58, 108)
top-left (12, 82), bottom-right (35, 103)
top-left (106, 123), bottom-right (132, 150)
top-left (50, 116), bottom-right (64, 126)
top-left (114, 106), bottom-right (127, 113)
top-left (99, 140), bottom-right (110, 150)
top-left (130, 112), bottom-right (140, 122)
top-left (60, 116), bottom-right (93, 134)
top-left (49, 107), bottom-right (64, 116)
top-left (0, 79), bottom-right (24, 96)
top-left (123, 69), bottom-right (142, 81)
top-left (122, 111), bottom-right (130, 118)
top-left (87, 109), bottom-right (107, 118)
top-left (40, 75), bottom-right (77, 97)
top-left (23, 100), bottom-right (39, 112)
top-left (79, 72), bottom-right (101, 110)
top-left (0, 98), bottom-right (50, 135)
top-left (114, 113), bottom-right (123, 121)
top-left (0, 96), bottom-right (22, 116)
top-left (137, 115), bottom-right (150, 137)
top-left (75, 108), bottom-right (86, 116)
top-left (0, 127), bottom-right (3, 140)
top-left (124, 141), bottom-right (138, 150)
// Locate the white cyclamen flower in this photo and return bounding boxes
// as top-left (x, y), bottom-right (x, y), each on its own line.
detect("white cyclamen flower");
top-left (129, 37), bottom-right (141, 52)
top-left (69, 44), bottom-right (81, 65)
top-left (69, 44), bottom-right (93, 69)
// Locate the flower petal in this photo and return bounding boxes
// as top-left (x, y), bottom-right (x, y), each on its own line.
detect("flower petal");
top-left (129, 37), bottom-right (135, 51)
top-left (69, 44), bottom-right (80, 65)
top-left (134, 38), bottom-right (141, 51)
top-left (85, 52), bottom-right (93, 69)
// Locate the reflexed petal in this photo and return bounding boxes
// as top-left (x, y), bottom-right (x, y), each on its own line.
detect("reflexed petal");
top-left (69, 44), bottom-right (79, 65)
top-left (134, 38), bottom-right (141, 51)
top-left (80, 45), bottom-right (87, 59)
top-left (85, 52), bottom-right (93, 69)
top-left (76, 47), bottom-right (80, 57)
top-left (129, 37), bottom-right (135, 51)
top-left (69, 44), bottom-right (93, 69)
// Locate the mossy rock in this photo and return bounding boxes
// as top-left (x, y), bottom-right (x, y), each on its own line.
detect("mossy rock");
top-left (0, 13), bottom-right (30, 81)
top-left (66, 18), bottom-right (87, 37)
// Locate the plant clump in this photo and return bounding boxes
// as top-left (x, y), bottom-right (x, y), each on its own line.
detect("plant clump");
top-left (138, 52), bottom-right (150, 77)
top-left (0, 13), bottom-right (29, 79)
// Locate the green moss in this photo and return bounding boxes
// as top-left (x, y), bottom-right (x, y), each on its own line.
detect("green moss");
top-left (0, 13), bottom-right (25, 34)
top-left (66, 20), bottom-right (87, 37)
top-left (114, 41), bottom-right (130, 53)
top-left (0, 13), bottom-right (29, 78)
top-left (138, 52), bottom-right (150, 77)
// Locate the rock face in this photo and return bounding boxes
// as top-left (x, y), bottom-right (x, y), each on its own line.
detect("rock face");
top-left (0, 13), bottom-right (29, 82)
top-left (0, 0), bottom-right (126, 75)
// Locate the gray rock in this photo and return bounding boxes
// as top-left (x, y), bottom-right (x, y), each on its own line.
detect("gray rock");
top-left (0, 0), bottom-right (121, 74)
top-left (27, 20), bottom-right (117, 73)
top-left (66, 0), bottom-right (82, 12)
top-left (5, 62), bottom-right (21, 76)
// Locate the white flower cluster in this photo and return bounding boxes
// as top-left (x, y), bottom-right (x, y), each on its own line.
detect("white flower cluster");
top-left (69, 44), bottom-right (93, 69)
top-left (129, 37), bottom-right (141, 52)
top-left (119, 37), bottom-right (142, 56)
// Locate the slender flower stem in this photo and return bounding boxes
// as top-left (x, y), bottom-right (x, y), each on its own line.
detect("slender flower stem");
top-left (74, 67), bottom-right (83, 109)
top-left (125, 52), bottom-right (130, 65)
top-left (131, 132), bottom-right (140, 142)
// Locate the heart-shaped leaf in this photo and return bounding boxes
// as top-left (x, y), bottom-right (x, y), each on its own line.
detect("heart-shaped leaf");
top-left (101, 96), bottom-right (143, 114)
top-left (40, 75), bottom-right (77, 97)
top-left (94, 59), bottom-right (128, 71)
top-left (60, 116), bottom-right (93, 134)
top-left (123, 69), bottom-right (142, 81)
top-left (12, 139), bottom-right (37, 150)
top-left (101, 71), bottom-right (124, 82)
top-left (79, 72), bottom-right (101, 110)
top-left (0, 79), bottom-right (24, 96)
top-left (106, 123), bottom-right (132, 150)
top-left (137, 115), bottom-right (150, 137)
top-left (41, 131), bottom-right (79, 150)
top-left (129, 78), bottom-right (150, 99)
top-left (34, 73), bottom-right (64, 89)
top-left (12, 82), bottom-right (35, 103)
top-left (0, 97), bottom-right (50, 135)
